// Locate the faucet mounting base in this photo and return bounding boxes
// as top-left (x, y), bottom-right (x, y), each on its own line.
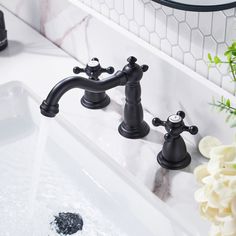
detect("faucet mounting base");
top-left (81, 91), bottom-right (110, 109)
top-left (118, 121), bottom-right (150, 139)
top-left (157, 152), bottom-right (191, 170)
top-left (0, 41), bottom-right (7, 51)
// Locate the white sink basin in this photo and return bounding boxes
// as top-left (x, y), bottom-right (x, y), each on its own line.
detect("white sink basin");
top-left (0, 81), bottom-right (191, 235)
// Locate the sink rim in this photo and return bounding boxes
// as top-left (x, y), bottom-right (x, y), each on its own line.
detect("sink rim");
top-left (0, 80), bottom-right (199, 235)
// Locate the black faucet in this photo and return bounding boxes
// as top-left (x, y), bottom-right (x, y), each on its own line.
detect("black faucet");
top-left (0, 10), bottom-right (8, 51)
top-left (152, 111), bottom-right (198, 170)
top-left (40, 56), bottom-right (150, 139)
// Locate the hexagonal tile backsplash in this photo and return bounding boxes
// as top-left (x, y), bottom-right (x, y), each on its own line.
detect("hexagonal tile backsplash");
top-left (78, 0), bottom-right (236, 94)
top-left (1, 0), bottom-right (236, 94)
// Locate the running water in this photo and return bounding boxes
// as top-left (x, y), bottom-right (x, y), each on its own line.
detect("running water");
top-left (0, 113), bottom-right (130, 236)
top-left (28, 117), bottom-right (50, 220)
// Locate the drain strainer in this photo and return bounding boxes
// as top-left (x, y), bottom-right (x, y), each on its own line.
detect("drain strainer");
top-left (51, 212), bottom-right (83, 235)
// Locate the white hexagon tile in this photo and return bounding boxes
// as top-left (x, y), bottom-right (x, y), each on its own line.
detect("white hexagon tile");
top-left (1, 0), bottom-right (236, 94)
top-left (78, 0), bottom-right (236, 93)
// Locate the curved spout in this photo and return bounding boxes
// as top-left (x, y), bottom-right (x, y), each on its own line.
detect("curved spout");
top-left (40, 71), bottom-right (127, 117)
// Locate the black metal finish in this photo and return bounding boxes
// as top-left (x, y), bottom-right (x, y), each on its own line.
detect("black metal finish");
top-left (40, 57), bottom-right (150, 139)
top-left (0, 10), bottom-right (8, 51)
top-left (118, 57), bottom-right (150, 138)
top-left (40, 71), bottom-right (126, 117)
top-left (152, 111), bottom-right (198, 170)
top-left (73, 58), bottom-right (114, 109)
top-left (152, 0), bottom-right (236, 12)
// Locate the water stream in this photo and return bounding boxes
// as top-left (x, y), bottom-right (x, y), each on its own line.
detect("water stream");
top-left (0, 115), bottom-right (130, 236)
top-left (28, 117), bottom-right (50, 219)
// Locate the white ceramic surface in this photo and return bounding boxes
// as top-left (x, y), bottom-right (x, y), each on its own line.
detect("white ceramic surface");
top-left (0, 0), bottom-right (236, 93)
top-left (0, 81), bottom-right (191, 235)
top-left (1, 6), bottom-right (236, 235)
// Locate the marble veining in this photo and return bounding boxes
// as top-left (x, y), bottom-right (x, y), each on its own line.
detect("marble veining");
top-left (1, 5), bottom-right (235, 234)
top-left (40, 0), bottom-right (50, 35)
top-left (152, 168), bottom-right (172, 201)
top-left (54, 15), bottom-right (91, 48)
top-left (1, 0), bottom-right (236, 94)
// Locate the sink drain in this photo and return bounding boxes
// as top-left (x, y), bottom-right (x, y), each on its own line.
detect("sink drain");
top-left (51, 212), bottom-right (83, 235)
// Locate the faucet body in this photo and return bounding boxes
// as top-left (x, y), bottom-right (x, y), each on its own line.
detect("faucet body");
top-left (40, 57), bottom-right (150, 139)
top-left (118, 63), bottom-right (149, 138)
top-left (152, 111), bottom-right (198, 170)
top-left (0, 10), bottom-right (8, 51)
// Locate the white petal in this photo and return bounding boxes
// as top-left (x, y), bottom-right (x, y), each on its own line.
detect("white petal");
top-left (195, 188), bottom-right (208, 202)
top-left (231, 198), bottom-right (236, 217)
top-left (194, 164), bottom-right (209, 183)
top-left (221, 218), bottom-right (236, 235)
top-left (199, 136), bottom-right (222, 159)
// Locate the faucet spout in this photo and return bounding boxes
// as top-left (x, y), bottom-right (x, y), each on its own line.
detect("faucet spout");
top-left (40, 56), bottom-right (150, 139)
top-left (40, 71), bottom-right (127, 117)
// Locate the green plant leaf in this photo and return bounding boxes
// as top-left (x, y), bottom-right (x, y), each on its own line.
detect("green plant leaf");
top-left (225, 50), bottom-right (231, 56)
top-left (208, 53), bottom-right (213, 63)
top-left (232, 42), bottom-right (236, 49)
top-left (214, 56), bottom-right (222, 64)
top-left (226, 99), bottom-right (231, 107)
top-left (232, 50), bottom-right (236, 56)
top-left (208, 41), bottom-right (236, 128)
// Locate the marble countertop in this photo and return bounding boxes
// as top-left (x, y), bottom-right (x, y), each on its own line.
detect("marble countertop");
top-left (0, 5), bottom-right (210, 235)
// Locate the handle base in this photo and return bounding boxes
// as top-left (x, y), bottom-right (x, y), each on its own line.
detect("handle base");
top-left (81, 91), bottom-right (110, 109)
top-left (0, 37), bottom-right (7, 51)
top-left (118, 121), bottom-right (150, 139)
top-left (157, 152), bottom-right (191, 170)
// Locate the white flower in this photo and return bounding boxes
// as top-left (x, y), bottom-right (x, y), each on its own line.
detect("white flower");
top-left (195, 142), bottom-right (236, 236)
